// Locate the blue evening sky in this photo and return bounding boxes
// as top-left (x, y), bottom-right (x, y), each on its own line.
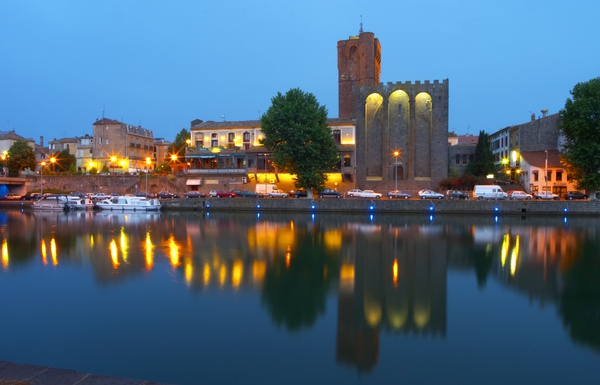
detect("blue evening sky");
top-left (1, 0), bottom-right (598, 144)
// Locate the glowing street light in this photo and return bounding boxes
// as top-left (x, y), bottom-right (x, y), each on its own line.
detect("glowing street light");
top-left (145, 157), bottom-right (152, 195)
top-left (171, 154), bottom-right (178, 175)
top-left (392, 150), bottom-right (400, 191)
top-left (110, 156), bottom-right (117, 175)
top-left (50, 156), bottom-right (56, 173)
top-left (40, 161), bottom-right (46, 196)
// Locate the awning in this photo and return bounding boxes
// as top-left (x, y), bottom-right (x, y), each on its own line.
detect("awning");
top-left (186, 179), bottom-right (201, 185)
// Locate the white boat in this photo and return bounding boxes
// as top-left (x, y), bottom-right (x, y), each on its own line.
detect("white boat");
top-left (31, 194), bottom-right (68, 211)
top-left (64, 196), bottom-right (95, 210)
top-left (95, 196), bottom-right (161, 211)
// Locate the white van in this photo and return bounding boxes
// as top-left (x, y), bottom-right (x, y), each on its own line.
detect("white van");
top-left (255, 184), bottom-right (286, 197)
top-left (473, 185), bottom-right (508, 200)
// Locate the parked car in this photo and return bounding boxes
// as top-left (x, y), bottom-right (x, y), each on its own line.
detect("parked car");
top-left (347, 189), bottom-right (362, 197)
top-left (418, 189), bottom-right (444, 199)
top-left (3, 193), bottom-right (22, 200)
top-left (564, 191), bottom-right (588, 200)
top-left (209, 190), bottom-right (218, 197)
top-left (318, 188), bottom-right (342, 199)
top-left (359, 190), bottom-right (382, 199)
top-left (267, 191), bottom-right (287, 198)
top-left (214, 190), bottom-right (236, 198)
top-left (388, 190), bottom-right (412, 199)
top-left (446, 190), bottom-right (469, 200)
top-left (157, 191), bottom-right (180, 199)
top-left (22, 192), bottom-right (42, 200)
top-left (184, 191), bottom-right (206, 198)
top-left (287, 189), bottom-right (308, 198)
top-left (235, 190), bottom-right (261, 198)
top-left (91, 193), bottom-right (110, 200)
top-left (534, 191), bottom-right (559, 200)
top-left (509, 191), bottom-right (533, 200)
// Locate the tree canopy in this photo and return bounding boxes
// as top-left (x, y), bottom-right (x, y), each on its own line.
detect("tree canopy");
top-left (168, 128), bottom-right (191, 157)
top-left (260, 88), bottom-right (339, 193)
top-left (53, 149), bottom-right (76, 173)
top-left (6, 140), bottom-right (36, 176)
top-left (560, 77), bottom-right (600, 196)
top-left (465, 131), bottom-right (496, 177)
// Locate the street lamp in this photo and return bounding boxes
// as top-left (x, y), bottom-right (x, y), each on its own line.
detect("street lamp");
top-left (392, 150), bottom-right (400, 191)
top-left (110, 156), bottom-right (117, 175)
top-left (171, 154), bottom-right (178, 175)
top-left (545, 150), bottom-right (548, 194)
top-left (145, 157), bottom-right (151, 195)
top-left (50, 156), bottom-right (56, 173)
top-left (40, 161), bottom-right (46, 196)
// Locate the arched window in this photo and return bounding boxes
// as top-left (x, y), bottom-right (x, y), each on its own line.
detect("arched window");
top-left (462, 155), bottom-right (467, 165)
top-left (455, 155), bottom-right (461, 165)
top-left (343, 154), bottom-right (351, 167)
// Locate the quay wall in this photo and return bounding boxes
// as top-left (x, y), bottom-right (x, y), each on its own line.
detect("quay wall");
top-left (161, 198), bottom-right (600, 216)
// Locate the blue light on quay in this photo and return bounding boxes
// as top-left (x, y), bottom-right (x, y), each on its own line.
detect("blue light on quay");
top-left (563, 207), bottom-right (568, 212)
top-left (369, 214), bottom-right (374, 221)
top-left (429, 214), bottom-right (434, 222)
top-left (311, 204), bottom-right (316, 210)
top-left (369, 205), bottom-right (375, 210)
top-left (256, 204), bottom-right (261, 209)
top-left (429, 206), bottom-right (434, 211)
top-left (494, 206), bottom-right (499, 212)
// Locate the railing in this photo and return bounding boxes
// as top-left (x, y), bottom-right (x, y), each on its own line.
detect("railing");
top-left (186, 168), bottom-right (246, 174)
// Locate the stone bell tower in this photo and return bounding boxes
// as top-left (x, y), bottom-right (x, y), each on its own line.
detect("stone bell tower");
top-left (337, 27), bottom-right (381, 119)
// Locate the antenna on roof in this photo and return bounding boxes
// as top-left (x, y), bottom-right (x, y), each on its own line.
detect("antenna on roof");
top-left (359, 15), bottom-right (363, 33)
top-left (102, 104), bottom-right (105, 119)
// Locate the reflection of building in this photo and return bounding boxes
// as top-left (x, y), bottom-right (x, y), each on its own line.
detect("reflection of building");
top-left (336, 225), bottom-right (448, 371)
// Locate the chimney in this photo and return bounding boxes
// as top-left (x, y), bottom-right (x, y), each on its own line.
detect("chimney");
top-left (531, 113), bottom-right (535, 122)
top-left (40, 136), bottom-right (44, 148)
top-left (541, 109), bottom-right (548, 118)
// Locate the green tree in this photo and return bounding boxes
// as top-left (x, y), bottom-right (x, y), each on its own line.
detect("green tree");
top-left (6, 140), bottom-right (36, 177)
top-left (260, 88), bottom-right (339, 195)
top-left (560, 77), bottom-right (600, 199)
top-left (168, 128), bottom-right (190, 157)
top-left (465, 131), bottom-right (496, 177)
top-left (52, 150), bottom-right (76, 173)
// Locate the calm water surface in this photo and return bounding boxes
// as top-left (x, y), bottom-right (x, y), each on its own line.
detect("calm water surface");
top-left (1, 208), bottom-right (599, 385)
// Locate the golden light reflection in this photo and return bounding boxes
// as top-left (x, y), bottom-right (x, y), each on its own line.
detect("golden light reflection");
top-left (392, 259), bottom-right (399, 287)
top-left (90, 235), bottom-right (94, 246)
top-left (501, 234), bottom-right (509, 268)
top-left (323, 230), bottom-right (342, 250)
top-left (203, 263), bottom-right (211, 285)
top-left (120, 227), bottom-right (129, 264)
top-left (145, 232), bottom-right (154, 270)
top-left (41, 240), bottom-right (47, 265)
top-left (285, 251), bottom-right (291, 268)
top-left (232, 260), bottom-right (243, 288)
top-left (510, 235), bottom-right (520, 276)
top-left (110, 239), bottom-right (119, 269)
top-left (1, 239), bottom-right (8, 270)
top-left (252, 260), bottom-right (266, 283)
top-left (185, 260), bottom-right (193, 286)
top-left (50, 238), bottom-right (58, 266)
top-left (339, 263), bottom-right (355, 291)
top-left (168, 236), bottom-right (180, 267)
top-left (219, 264), bottom-right (227, 287)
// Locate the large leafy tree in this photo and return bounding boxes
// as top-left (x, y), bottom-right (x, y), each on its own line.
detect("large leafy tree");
top-left (6, 140), bottom-right (36, 176)
top-left (53, 149), bottom-right (76, 173)
top-left (168, 128), bottom-right (190, 157)
top-left (560, 77), bottom-right (600, 198)
top-left (465, 131), bottom-right (496, 177)
top-left (260, 88), bottom-right (339, 195)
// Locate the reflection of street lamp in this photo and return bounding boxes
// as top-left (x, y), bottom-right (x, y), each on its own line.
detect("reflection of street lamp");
top-left (40, 161), bottom-right (46, 195)
top-left (392, 150), bottom-right (400, 191)
top-left (145, 157), bottom-right (151, 195)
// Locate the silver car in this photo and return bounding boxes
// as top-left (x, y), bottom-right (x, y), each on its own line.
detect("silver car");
top-left (418, 189), bottom-right (444, 199)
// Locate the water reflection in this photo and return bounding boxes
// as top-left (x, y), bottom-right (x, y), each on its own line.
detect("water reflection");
top-left (1, 209), bottom-right (599, 378)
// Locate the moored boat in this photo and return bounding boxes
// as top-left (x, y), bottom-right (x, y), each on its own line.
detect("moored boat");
top-left (64, 196), bottom-right (95, 210)
top-left (95, 196), bottom-right (161, 211)
top-left (31, 194), bottom-right (68, 211)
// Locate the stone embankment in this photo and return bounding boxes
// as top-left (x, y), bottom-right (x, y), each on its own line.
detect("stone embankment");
top-left (160, 197), bottom-right (600, 216)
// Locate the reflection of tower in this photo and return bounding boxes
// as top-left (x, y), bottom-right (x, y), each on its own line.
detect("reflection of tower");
top-left (336, 226), bottom-right (447, 372)
top-left (337, 31), bottom-right (381, 119)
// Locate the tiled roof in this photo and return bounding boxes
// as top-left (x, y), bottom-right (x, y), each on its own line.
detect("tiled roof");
top-left (520, 150), bottom-right (562, 168)
top-left (457, 135), bottom-right (478, 144)
top-left (0, 130), bottom-right (33, 141)
top-left (191, 118), bottom-right (356, 129)
top-left (93, 118), bottom-right (121, 125)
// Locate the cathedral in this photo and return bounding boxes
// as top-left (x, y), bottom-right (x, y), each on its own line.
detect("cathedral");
top-left (338, 29), bottom-right (449, 190)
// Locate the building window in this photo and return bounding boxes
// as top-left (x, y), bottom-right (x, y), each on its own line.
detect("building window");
top-left (547, 171), bottom-right (552, 182)
top-left (243, 132), bottom-right (250, 142)
top-left (455, 155), bottom-right (460, 165)
top-left (211, 133), bottom-right (218, 147)
top-left (469, 155), bottom-right (474, 163)
top-left (462, 155), bottom-right (467, 165)
top-left (533, 171), bottom-right (538, 182)
top-left (196, 139), bottom-right (203, 148)
top-left (333, 129), bottom-right (341, 144)
top-left (106, 139), bottom-right (109, 145)
top-left (343, 154), bottom-right (351, 167)
top-left (248, 159), bottom-right (254, 168)
top-left (556, 171), bottom-right (563, 181)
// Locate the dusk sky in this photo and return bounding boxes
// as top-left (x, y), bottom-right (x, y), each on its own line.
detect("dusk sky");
top-left (2, 0), bottom-right (598, 144)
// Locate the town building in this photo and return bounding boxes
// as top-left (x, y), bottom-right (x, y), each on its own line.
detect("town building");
top-left (91, 118), bottom-right (156, 173)
top-left (448, 134), bottom-right (478, 176)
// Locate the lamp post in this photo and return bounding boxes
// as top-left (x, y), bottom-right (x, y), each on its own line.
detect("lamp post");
top-left (392, 150), bottom-right (400, 191)
top-left (110, 156), bottom-right (117, 175)
top-left (50, 156), bottom-right (56, 173)
top-left (40, 161), bottom-right (46, 196)
top-left (171, 154), bottom-right (178, 175)
top-left (545, 150), bottom-right (548, 194)
top-left (145, 157), bottom-right (151, 196)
